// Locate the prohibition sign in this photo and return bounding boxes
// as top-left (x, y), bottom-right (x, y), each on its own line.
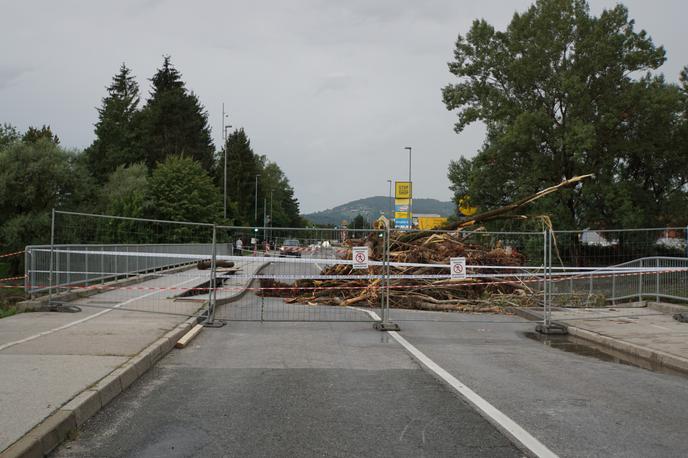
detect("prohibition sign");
top-left (355, 252), bottom-right (367, 263)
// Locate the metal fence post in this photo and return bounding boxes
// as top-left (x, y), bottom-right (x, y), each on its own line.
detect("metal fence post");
top-left (638, 258), bottom-right (643, 304)
top-left (48, 209), bottom-right (55, 306)
top-left (655, 257), bottom-right (660, 303)
top-left (204, 224), bottom-right (223, 327)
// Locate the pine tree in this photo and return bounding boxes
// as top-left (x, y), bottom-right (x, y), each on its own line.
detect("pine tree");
top-left (137, 56), bottom-right (215, 172)
top-left (22, 125), bottom-right (59, 145)
top-left (225, 128), bottom-right (261, 224)
top-left (85, 64), bottom-right (141, 180)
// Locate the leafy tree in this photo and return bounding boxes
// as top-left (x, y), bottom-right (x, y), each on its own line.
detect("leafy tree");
top-left (0, 124), bottom-right (20, 149)
top-left (100, 163), bottom-right (148, 217)
top-left (144, 155), bottom-right (222, 226)
top-left (22, 125), bottom-right (59, 144)
top-left (442, 0), bottom-right (686, 229)
top-left (350, 214), bottom-right (370, 230)
top-left (224, 128), bottom-right (261, 224)
top-left (0, 140), bottom-right (94, 272)
top-left (257, 158), bottom-right (303, 228)
top-left (85, 64), bottom-right (142, 180)
top-left (137, 56), bottom-right (215, 172)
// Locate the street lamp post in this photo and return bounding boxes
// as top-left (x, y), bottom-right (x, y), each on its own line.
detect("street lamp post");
top-left (254, 174), bottom-right (260, 226)
top-left (404, 146), bottom-right (412, 227)
top-left (222, 103), bottom-right (231, 219)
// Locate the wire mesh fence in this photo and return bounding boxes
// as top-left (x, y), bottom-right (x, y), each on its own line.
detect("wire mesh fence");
top-left (22, 211), bottom-right (688, 324)
top-left (210, 225), bottom-right (384, 322)
top-left (550, 228), bottom-right (688, 306)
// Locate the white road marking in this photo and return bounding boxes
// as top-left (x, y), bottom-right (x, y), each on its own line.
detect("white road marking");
top-left (0, 276), bottom-right (201, 352)
top-left (352, 307), bottom-right (558, 458)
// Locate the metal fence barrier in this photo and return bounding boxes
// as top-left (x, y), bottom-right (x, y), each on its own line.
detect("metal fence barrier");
top-left (22, 210), bottom-right (688, 326)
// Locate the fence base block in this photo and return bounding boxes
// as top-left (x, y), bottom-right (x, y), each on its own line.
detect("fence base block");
top-left (535, 322), bottom-right (568, 335)
top-left (373, 321), bottom-right (401, 332)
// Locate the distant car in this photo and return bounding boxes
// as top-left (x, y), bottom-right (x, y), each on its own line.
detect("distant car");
top-left (279, 239), bottom-right (301, 257)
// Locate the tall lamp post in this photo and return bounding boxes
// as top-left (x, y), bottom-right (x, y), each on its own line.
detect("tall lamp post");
top-left (222, 103), bottom-right (231, 219)
top-left (254, 174), bottom-right (260, 226)
top-left (404, 146), bottom-right (412, 227)
top-left (387, 179), bottom-right (393, 219)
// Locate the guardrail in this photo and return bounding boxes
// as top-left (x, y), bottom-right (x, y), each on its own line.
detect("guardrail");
top-left (549, 256), bottom-right (688, 306)
top-left (24, 243), bottom-right (233, 295)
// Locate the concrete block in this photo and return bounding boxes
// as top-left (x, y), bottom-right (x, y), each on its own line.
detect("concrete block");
top-left (117, 363), bottom-right (139, 391)
top-left (129, 353), bottom-right (152, 378)
top-left (0, 434), bottom-right (43, 458)
top-left (94, 374), bottom-right (122, 407)
top-left (37, 410), bottom-right (76, 455)
top-left (60, 390), bottom-right (101, 426)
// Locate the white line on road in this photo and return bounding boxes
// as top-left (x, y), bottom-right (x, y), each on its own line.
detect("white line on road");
top-left (0, 276), bottom-right (201, 353)
top-left (352, 307), bottom-right (559, 458)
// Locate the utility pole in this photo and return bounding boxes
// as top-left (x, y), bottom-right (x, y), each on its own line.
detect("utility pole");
top-left (404, 146), bottom-right (412, 228)
top-left (263, 196), bottom-right (267, 242)
top-left (387, 179), bottom-right (393, 218)
top-left (254, 174), bottom-right (260, 226)
top-left (270, 190), bottom-right (274, 242)
top-left (222, 104), bottom-right (231, 219)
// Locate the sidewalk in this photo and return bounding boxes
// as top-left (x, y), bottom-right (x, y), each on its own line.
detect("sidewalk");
top-left (518, 303), bottom-right (688, 374)
top-left (0, 260), bottom-right (263, 457)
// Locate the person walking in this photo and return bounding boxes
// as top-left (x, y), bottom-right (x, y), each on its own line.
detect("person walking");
top-left (235, 238), bottom-right (243, 256)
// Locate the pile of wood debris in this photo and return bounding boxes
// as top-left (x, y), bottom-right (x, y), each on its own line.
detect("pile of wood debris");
top-left (258, 175), bottom-right (590, 312)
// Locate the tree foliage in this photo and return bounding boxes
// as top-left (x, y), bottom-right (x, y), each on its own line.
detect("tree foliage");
top-left (144, 155), bottom-right (222, 224)
top-left (22, 125), bottom-right (59, 145)
top-left (85, 64), bottom-right (141, 180)
top-left (443, 0), bottom-right (687, 228)
top-left (137, 56), bottom-right (215, 172)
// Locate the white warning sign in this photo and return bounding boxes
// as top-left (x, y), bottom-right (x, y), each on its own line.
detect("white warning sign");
top-left (352, 246), bottom-right (369, 269)
top-left (450, 257), bottom-right (466, 279)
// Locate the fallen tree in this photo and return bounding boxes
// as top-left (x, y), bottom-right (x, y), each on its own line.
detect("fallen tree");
top-left (259, 175), bottom-right (591, 311)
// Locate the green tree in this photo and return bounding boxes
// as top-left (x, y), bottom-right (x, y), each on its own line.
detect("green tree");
top-left (22, 125), bottom-right (59, 144)
top-left (350, 214), bottom-right (369, 230)
top-left (85, 63), bottom-right (142, 180)
top-left (144, 155), bottom-right (222, 225)
top-left (100, 163), bottom-right (148, 217)
top-left (257, 158), bottom-right (304, 228)
top-left (138, 56), bottom-right (215, 172)
top-left (0, 124), bottom-right (20, 149)
top-left (225, 128), bottom-right (261, 224)
top-left (442, 0), bottom-right (686, 229)
top-left (0, 139), bottom-right (94, 272)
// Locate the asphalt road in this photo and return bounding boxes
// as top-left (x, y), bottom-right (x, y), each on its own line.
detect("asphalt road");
top-left (51, 310), bottom-right (522, 458)
top-left (388, 308), bottom-right (688, 458)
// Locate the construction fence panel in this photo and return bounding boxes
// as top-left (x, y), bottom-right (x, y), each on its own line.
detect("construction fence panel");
top-left (210, 225), bottom-right (384, 322)
top-left (550, 228), bottom-right (688, 306)
top-left (31, 210), bottom-right (219, 318)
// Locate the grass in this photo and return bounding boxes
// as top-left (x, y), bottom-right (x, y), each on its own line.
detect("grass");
top-left (1, 262), bottom-right (24, 319)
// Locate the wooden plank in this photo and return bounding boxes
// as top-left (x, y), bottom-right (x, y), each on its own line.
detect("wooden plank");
top-left (175, 324), bottom-right (204, 349)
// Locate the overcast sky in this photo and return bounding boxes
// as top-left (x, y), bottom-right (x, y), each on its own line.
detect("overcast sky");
top-left (1, 0), bottom-right (685, 213)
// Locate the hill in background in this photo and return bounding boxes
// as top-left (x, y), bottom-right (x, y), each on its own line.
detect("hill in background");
top-left (304, 196), bottom-right (455, 225)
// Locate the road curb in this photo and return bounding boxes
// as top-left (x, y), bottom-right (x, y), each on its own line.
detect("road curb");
top-left (565, 326), bottom-right (688, 375)
top-left (507, 307), bottom-right (688, 376)
top-left (0, 317), bottom-right (196, 458)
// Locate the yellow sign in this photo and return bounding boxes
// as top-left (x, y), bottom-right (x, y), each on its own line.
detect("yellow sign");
top-left (458, 195), bottom-right (478, 216)
top-left (418, 217), bottom-right (448, 230)
top-left (394, 198), bottom-right (410, 206)
top-left (395, 181), bottom-right (412, 199)
top-left (395, 211), bottom-right (409, 219)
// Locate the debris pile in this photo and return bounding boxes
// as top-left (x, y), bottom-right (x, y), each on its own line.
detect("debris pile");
top-left (257, 175), bottom-right (593, 312)
top-left (259, 229), bottom-right (537, 312)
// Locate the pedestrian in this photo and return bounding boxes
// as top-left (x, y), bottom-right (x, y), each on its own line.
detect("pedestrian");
top-left (235, 238), bottom-right (243, 256)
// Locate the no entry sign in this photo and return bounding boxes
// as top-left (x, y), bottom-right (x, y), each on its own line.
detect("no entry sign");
top-left (352, 247), bottom-right (369, 269)
top-left (450, 257), bottom-right (466, 279)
